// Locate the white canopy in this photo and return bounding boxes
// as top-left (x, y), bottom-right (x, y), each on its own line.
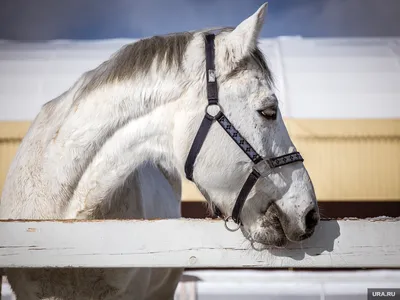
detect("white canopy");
top-left (1, 36), bottom-right (399, 120)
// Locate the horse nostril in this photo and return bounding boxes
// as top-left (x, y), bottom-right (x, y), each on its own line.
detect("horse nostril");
top-left (304, 208), bottom-right (319, 232)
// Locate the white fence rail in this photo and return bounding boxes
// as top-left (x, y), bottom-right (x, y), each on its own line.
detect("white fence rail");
top-left (1, 218), bottom-right (399, 268)
top-left (2, 269), bottom-right (400, 300)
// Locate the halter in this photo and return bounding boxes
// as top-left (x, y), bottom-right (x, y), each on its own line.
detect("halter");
top-left (184, 33), bottom-right (304, 230)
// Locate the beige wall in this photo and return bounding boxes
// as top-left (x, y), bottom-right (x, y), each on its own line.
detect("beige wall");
top-left (1, 120), bottom-right (399, 202)
top-left (0, 122), bottom-right (30, 197)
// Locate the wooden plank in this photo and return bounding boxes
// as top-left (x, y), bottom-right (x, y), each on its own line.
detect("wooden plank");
top-left (0, 218), bottom-right (399, 268)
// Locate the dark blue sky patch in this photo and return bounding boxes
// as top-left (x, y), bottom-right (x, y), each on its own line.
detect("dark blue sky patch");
top-left (0, 0), bottom-right (399, 40)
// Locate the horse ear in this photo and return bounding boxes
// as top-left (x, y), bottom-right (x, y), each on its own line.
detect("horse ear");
top-left (222, 2), bottom-right (267, 63)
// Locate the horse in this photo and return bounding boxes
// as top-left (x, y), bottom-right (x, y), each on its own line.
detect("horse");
top-left (0, 3), bottom-right (320, 299)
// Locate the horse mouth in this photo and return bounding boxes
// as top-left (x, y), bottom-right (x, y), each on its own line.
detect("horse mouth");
top-left (249, 202), bottom-right (318, 248)
top-left (247, 203), bottom-right (289, 248)
top-left (262, 215), bottom-right (288, 248)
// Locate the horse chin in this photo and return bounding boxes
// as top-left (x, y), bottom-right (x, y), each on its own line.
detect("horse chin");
top-left (252, 219), bottom-right (288, 248)
top-left (246, 203), bottom-right (289, 249)
top-left (251, 230), bottom-right (288, 249)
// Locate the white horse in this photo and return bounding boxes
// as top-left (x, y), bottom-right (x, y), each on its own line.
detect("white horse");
top-left (0, 3), bottom-right (319, 299)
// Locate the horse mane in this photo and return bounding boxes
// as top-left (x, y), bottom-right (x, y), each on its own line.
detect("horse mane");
top-left (75, 27), bottom-right (273, 101)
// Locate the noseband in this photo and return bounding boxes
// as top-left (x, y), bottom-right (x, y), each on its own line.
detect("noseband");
top-left (184, 33), bottom-right (304, 230)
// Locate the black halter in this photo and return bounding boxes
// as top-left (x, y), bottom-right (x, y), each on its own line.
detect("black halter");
top-left (184, 33), bottom-right (304, 226)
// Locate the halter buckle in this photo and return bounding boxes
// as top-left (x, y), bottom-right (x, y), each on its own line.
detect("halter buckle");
top-left (253, 159), bottom-right (273, 178)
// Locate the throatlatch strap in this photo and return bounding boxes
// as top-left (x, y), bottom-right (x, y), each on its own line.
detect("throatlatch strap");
top-left (184, 115), bottom-right (214, 181)
top-left (231, 170), bottom-right (261, 224)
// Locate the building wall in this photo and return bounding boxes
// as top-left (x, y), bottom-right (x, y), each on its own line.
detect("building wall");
top-left (0, 122), bottom-right (29, 198)
top-left (2, 119), bottom-right (399, 201)
top-left (1, 37), bottom-right (400, 201)
top-left (1, 37), bottom-right (400, 121)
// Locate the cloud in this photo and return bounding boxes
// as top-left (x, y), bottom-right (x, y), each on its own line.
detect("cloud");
top-left (0, 0), bottom-right (399, 40)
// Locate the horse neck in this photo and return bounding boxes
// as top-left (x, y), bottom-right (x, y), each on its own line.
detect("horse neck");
top-left (57, 69), bottom-right (189, 219)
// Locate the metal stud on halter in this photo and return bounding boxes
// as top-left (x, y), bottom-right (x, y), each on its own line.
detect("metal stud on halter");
top-left (184, 33), bottom-right (304, 228)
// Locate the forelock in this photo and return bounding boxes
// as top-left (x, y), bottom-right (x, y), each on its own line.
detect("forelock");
top-left (225, 47), bottom-right (274, 87)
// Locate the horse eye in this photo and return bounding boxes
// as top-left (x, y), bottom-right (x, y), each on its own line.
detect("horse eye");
top-left (258, 107), bottom-right (277, 120)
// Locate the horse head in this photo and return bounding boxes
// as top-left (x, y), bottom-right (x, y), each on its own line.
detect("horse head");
top-left (173, 3), bottom-right (320, 247)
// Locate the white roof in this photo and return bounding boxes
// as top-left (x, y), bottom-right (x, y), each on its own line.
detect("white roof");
top-left (1, 37), bottom-right (399, 120)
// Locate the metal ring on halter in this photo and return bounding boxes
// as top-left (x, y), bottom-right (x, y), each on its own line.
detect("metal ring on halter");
top-left (205, 103), bottom-right (222, 120)
top-left (224, 216), bottom-right (241, 232)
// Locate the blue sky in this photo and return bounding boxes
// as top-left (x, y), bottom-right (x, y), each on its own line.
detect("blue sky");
top-left (0, 0), bottom-right (399, 40)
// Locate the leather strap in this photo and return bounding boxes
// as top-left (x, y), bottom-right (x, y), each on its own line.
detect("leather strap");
top-left (205, 34), bottom-right (218, 104)
top-left (231, 170), bottom-right (260, 224)
top-left (184, 114), bottom-right (214, 181)
top-left (184, 33), bottom-right (218, 181)
top-left (216, 113), bottom-right (262, 164)
top-left (267, 152), bottom-right (304, 168)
